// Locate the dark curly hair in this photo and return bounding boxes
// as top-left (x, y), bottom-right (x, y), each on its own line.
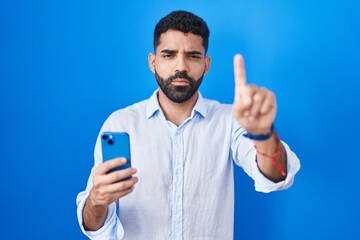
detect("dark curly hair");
top-left (153, 10), bottom-right (210, 53)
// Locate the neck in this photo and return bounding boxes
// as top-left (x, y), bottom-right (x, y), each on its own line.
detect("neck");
top-left (157, 90), bottom-right (198, 127)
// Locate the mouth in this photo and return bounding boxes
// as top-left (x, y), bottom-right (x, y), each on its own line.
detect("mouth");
top-left (171, 78), bottom-right (190, 86)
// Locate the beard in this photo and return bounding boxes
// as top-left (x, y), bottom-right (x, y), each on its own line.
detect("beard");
top-left (155, 70), bottom-right (204, 103)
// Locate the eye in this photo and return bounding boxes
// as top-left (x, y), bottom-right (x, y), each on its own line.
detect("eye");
top-left (162, 54), bottom-right (173, 58)
top-left (189, 54), bottom-right (201, 59)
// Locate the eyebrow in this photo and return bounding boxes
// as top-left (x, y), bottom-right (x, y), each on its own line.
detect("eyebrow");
top-left (160, 49), bottom-right (177, 54)
top-left (185, 50), bottom-right (203, 55)
top-left (160, 49), bottom-right (203, 55)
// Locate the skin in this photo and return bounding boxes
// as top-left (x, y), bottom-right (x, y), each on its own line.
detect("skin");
top-left (83, 29), bottom-right (286, 231)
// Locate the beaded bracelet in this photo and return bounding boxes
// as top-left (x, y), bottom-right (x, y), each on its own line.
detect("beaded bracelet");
top-left (254, 133), bottom-right (287, 177)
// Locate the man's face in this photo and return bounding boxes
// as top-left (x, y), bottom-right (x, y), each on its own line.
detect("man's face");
top-left (149, 30), bottom-right (211, 103)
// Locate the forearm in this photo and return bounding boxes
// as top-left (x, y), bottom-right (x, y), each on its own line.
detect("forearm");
top-left (83, 195), bottom-right (108, 231)
top-left (254, 132), bottom-right (287, 182)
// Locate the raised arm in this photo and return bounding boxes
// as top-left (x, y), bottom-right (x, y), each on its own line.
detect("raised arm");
top-left (232, 54), bottom-right (286, 182)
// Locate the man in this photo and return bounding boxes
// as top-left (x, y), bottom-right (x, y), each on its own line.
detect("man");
top-left (77, 10), bottom-right (300, 240)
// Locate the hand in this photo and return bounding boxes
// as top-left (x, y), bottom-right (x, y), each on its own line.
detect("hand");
top-left (232, 54), bottom-right (277, 134)
top-left (89, 158), bottom-right (138, 207)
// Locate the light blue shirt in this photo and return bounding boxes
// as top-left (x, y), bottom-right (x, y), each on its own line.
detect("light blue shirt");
top-left (76, 90), bottom-right (300, 240)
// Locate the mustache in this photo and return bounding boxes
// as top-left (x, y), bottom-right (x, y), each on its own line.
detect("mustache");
top-left (167, 71), bottom-right (195, 84)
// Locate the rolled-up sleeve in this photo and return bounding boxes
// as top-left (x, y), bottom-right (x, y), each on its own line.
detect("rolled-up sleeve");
top-left (76, 117), bottom-right (127, 239)
top-left (76, 182), bottom-right (124, 240)
top-left (231, 126), bottom-right (301, 193)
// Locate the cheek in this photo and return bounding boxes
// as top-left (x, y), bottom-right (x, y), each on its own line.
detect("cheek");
top-left (154, 66), bottom-right (173, 81)
top-left (154, 61), bottom-right (171, 75)
top-left (193, 63), bottom-right (207, 76)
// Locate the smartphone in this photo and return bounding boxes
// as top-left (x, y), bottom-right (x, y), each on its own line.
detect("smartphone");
top-left (101, 132), bottom-right (131, 178)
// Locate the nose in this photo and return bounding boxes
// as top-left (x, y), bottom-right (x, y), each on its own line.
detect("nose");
top-left (175, 55), bottom-right (189, 73)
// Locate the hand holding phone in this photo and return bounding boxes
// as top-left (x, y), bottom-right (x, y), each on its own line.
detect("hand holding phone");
top-left (87, 133), bottom-right (137, 209)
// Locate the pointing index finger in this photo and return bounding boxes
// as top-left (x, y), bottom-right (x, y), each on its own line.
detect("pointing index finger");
top-left (234, 54), bottom-right (247, 87)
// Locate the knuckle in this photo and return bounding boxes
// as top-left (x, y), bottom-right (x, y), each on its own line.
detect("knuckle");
top-left (132, 177), bottom-right (138, 184)
top-left (115, 170), bottom-right (125, 180)
top-left (248, 84), bottom-right (257, 90)
top-left (93, 181), bottom-right (101, 189)
top-left (92, 176), bottom-right (101, 187)
top-left (126, 168), bottom-right (134, 175)
top-left (103, 161), bottom-right (113, 171)
top-left (93, 167), bottom-right (101, 175)
top-left (243, 85), bottom-right (252, 93)
top-left (265, 89), bottom-right (274, 97)
top-left (253, 93), bottom-right (262, 102)
top-left (270, 92), bottom-right (276, 100)
top-left (117, 182), bottom-right (127, 190)
top-left (97, 188), bottom-right (106, 196)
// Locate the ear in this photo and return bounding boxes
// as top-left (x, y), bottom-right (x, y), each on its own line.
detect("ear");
top-left (148, 53), bottom-right (156, 74)
top-left (204, 56), bottom-right (211, 75)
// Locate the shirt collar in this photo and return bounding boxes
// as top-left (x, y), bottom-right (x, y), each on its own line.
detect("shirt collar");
top-left (146, 89), bottom-right (208, 119)
top-left (146, 90), bottom-right (161, 119)
top-left (192, 92), bottom-right (207, 118)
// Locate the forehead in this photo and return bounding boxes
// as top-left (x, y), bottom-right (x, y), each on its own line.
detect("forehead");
top-left (156, 30), bottom-right (205, 53)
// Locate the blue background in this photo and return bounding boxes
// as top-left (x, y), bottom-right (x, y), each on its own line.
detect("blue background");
top-left (1, 1), bottom-right (359, 239)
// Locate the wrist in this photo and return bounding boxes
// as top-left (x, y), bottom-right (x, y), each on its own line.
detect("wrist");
top-left (83, 196), bottom-right (108, 231)
top-left (254, 133), bottom-right (287, 177)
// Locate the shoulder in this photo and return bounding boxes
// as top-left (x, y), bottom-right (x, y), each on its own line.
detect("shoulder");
top-left (202, 97), bottom-right (233, 116)
top-left (103, 99), bottom-right (149, 129)
top-left (110, 99), bottom-right (148, 118)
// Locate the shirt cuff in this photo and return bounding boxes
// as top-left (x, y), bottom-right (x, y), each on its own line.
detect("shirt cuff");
top-left (76, 191), bottom-right (124, 240)
top-left (251, 141), bottom-right (301, 193)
